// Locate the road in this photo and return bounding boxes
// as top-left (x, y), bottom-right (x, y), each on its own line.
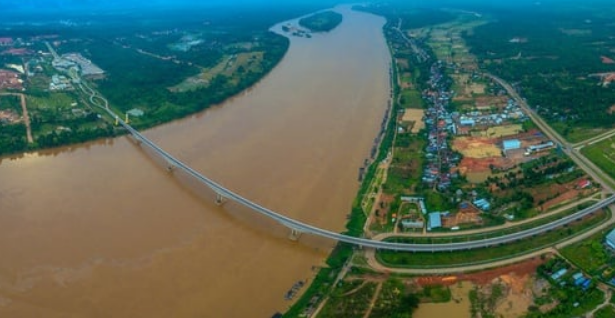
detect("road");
top-left (99, 114), bottom-right (615, 252)
top-left (364, 205), bottom-right (615, 274)
top-left (70, 69), bottom-right (615, 252)
top-left (572, 128), bottom-right (615, 149)
top-left (485, 73), bottom-right (615, 192)
top-left (0, 92), bottom-right (33, 143)
top-left (372, 195), bottom-right (600, 240)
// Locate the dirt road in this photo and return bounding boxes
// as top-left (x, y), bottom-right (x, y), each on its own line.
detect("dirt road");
top-left (0, 92), bottom-right (33, 143)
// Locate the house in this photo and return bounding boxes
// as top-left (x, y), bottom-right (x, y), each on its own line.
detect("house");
top-left (528, 141), bottom-right (554, 152)
top-left (577, 179), bottom-right (592, 189)
top-left (473, 198), bottom-right (491, 211)
top-left (127, 108), bottom-right (144, 117)
top-left (503, 139), bottom-right (521, 151)
top-left (0, 37), bottom-right (13, 46)
top-left (428, 212), bottom-right (442, 230)
top-left (459, 117), bottom-right (475, 126)
top-left (401, 218), bottom-right (424, 229)
top-left (606, 228), bottom-right (615, 249)
top-left (551, 268), bottom-right (567, 281)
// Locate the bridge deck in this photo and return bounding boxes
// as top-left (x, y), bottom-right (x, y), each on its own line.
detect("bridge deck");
top-left (108, 109), bottom-right (615, 252)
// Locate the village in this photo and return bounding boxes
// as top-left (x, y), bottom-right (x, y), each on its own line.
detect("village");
top-left (364, 13), bottom-right (600, 236)
top-left (0, 35), bottom-right (114, 154)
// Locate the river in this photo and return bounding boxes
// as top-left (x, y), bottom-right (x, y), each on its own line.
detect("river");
top-left (0, 5), bottom-right (390, 317)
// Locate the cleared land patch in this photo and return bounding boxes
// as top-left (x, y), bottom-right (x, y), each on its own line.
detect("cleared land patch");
top-left (401, 109), bottom-right (425, 133)
top-left (170, 52), bottom-right (264, 92)
top-left (453, 136), bottom-right (502, 158)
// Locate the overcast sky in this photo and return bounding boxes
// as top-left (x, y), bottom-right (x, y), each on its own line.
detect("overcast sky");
top-left (1, 0), bottom-right (612, 13)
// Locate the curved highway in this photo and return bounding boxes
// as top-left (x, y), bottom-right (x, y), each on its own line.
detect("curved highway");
top-left (105, 107), bottom-right (615, 252)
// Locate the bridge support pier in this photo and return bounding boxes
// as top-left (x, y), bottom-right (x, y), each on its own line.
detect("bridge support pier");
top-left (288, 228), bottom-right (302, 241)
top-left (215, 193), bottom-right (226, 206)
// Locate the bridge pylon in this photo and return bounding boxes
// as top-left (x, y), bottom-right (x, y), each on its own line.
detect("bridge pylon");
top-left (215, 193), bottom-right (226, 206)
top-left (165, 160), bottom-right (175, 172)
top-left (288, 228), bottom-right (303, 241)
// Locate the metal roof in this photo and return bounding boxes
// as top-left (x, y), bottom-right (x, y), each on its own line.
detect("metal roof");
top-left (429, 212), bottom-right (442, 228)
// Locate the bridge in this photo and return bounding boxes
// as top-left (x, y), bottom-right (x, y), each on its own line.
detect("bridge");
top-left (103, 106), bottom-right (615, 252)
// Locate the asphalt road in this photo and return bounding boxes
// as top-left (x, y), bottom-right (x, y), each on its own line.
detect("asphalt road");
top-left (75, 69), bottom-right (615, 253)
top-left (485, 73), bottom-right (615, 192)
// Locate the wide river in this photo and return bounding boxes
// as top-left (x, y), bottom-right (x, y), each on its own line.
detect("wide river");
top-left (0, 5), bottom-right (390, 318)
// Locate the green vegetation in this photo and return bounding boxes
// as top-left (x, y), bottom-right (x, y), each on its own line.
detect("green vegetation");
top-left (418, 284), bottom-right (451, 303)
top-left (370, 279), bottom-right (419, 318)
top-left (482, 153), bottom-right (589, 220)
top-left (319, 281), bottom-right (377, 318)
top-left (317, 278), bottom-right (419, 318)
top-left (386, 201), bottom-right (595, 244)
top-left (582, 136), bottom-right (615, 180)
top-left (0, 95), bottom-right (28, 154)
top-left (0, 5), bottom-right (331, 157)
top-left (377, 209), bottom-right (608, 268)
top-left (463, 5), bottom-right (615, 141)
top-left (0, 123), bottom-right (28, 154)
top-left (299, 11), bottom-right (343, 33)
top-left (470, 283), bottom-right (506, 318)
top-left (595, 306), bottom-right (615, 318)
top-left (560, 227), bottom-right (614, 275)
top-left (355, 4), bottom-right (454, 30)
top-left (285, 9), bottom-right (403, 316)
top-left (531, 257), bottom-right (606, 318)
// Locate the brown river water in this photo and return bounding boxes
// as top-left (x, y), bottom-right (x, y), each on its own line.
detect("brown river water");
top-left (0, 5), bottom-right (391, 317)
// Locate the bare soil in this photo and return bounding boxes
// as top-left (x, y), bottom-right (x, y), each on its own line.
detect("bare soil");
top-left (453, 137), bottom-right (502, 159)
top-left (401, 109), bottom-right (425, 133)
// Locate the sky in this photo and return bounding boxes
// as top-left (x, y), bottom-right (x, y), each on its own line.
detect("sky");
top-left (0, 0), bottom-right (338, 11)
top-left (1, 0), bottom-right (612, 14)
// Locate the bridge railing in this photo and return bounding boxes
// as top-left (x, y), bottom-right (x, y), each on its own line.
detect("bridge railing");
top-left (112, 114), bottom-right (615, 252)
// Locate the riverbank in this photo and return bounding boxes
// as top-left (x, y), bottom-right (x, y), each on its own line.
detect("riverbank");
top-left (282, 9), bottom-right (397, 317)
top-left (0, 5), bottom-right (335, 158)
top-left (0, 5), bottom-right (392, 317)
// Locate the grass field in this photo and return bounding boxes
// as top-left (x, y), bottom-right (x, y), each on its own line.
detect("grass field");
top-left (28, 93), bottom-right (77, 110)
top-left (171, 52), bottom-right (264, 92)
top-left (377, 210), bottom-right (608, 268)
top-left (595, 305), bottom-right (615, 318)
top-left (551, 122), bottom-right (607, 143)
top-left (582, 136), bottom-right (615, 180)
top-left (399, 89), bottom-right (423, 109)
top-left (559, 226), bottom-right (615, 275)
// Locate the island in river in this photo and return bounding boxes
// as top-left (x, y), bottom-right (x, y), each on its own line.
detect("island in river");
top-left (299, 11), bottom-right (344, 33)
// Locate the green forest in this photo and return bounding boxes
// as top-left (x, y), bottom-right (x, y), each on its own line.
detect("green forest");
top-left (463, 5), bottom-right (615, 138)
top-left (0, 5), bottom-right (331, 156)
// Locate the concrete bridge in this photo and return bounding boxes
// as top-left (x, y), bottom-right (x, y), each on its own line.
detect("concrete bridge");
top-left (108, 109), bottom-right (614, 252)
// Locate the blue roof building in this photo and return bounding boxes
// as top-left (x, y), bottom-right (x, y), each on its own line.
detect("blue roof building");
top-left (606, 229), bottom-right (615, 249)
top-left (459, 118), bottom-right (475, 126)
top-left (428, 212), bottom-right (442, 230)
top-left (503, 139), bottom-right (521, 151)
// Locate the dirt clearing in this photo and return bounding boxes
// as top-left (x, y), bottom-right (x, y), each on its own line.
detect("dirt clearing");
top-left (401, 109), bottom-right (425, 133)
top-left (453, 137), bottom-right (502, 158)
